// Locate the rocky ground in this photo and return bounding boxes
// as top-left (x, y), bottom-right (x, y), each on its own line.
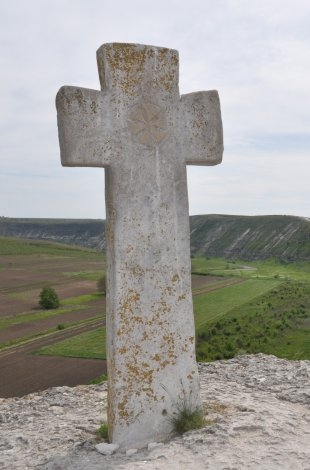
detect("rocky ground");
top-left (0, 354), bottom-right (309, 470)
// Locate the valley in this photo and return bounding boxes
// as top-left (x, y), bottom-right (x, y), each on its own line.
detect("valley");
top-left (0, 236), bottom-right (309, 398)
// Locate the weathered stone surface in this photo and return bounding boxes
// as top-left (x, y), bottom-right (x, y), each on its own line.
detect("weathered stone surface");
top-left (0, 355), bottom-right (309, 469)
top-left (56, 43), bottom-right (223, 449)
top-left (95, 442), bottom-right (119, 455)
top-left (125, 448), bottom-right (138, 457)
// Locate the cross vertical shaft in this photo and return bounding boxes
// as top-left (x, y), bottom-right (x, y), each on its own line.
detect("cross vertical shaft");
top-left (56, 43), bottom-right (223, 449)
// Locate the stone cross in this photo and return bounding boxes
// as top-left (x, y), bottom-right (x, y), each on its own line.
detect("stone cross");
top-left (56, 43), bottom-right (223, 450)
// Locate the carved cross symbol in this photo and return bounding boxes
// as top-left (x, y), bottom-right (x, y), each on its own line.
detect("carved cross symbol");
top-left (128, 101), bottom-right (168, 146)
top-left (56, 43), bottom-right (223, 450)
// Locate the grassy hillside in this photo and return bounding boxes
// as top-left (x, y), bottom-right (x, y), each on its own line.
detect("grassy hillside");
top-left (190, 214), bottom-right (310, 261)
top-left (0, 218), bottom-right (105, 251)
top-left (196, 280), bottom-right (310, 361)
top-left (2, 214), bottom-right (310, 261)
top-left (0, 236), bottom-right (97, 257)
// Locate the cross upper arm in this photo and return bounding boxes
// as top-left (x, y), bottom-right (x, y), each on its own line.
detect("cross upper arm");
top-left (180, 90), bottom-right (223, 166)
top-left (56, 86), bottom-right (118, 168)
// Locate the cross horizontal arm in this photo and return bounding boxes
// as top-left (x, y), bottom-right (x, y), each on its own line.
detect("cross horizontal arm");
top-left (180, 90), bottom-right (223, 166)
top-left (56, 86), bottom-right (116, 168)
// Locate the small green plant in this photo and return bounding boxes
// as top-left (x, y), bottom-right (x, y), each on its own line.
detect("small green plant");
top-left (39, 287), bottom-right (60, 310)
top-left (97, 422), bottom-right (109, 441)
top-left (97, 275), bottom-right (106, 294)
top-left (169, 403), bottom-right (206, 436)
top-left (57, 324), bottom-right (65, 330)
top-left (88, 373), bottom-right (108, 384)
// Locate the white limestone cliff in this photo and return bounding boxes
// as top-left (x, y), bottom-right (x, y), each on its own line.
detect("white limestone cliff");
top-left (0, 354), bottom-right (309, 469)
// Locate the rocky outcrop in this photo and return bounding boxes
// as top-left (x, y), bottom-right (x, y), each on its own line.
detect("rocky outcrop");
top-left (190, 214), bottom-right (310, 261)
top-left (0, 354), bottom-right (309, 469)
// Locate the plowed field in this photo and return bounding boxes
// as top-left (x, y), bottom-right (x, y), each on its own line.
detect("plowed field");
top-left (0, 239), bottom-right (228, 397)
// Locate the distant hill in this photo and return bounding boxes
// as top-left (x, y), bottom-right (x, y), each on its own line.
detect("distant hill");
top-left (0, 218), bottom-right (105, 251)
top-left (1, 214), bottom-right (310, 261)
top-left (190, 214), bottom-right (310, 261)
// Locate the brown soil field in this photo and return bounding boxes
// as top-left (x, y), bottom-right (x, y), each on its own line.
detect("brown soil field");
top-left (0, 299), bottom-right (105, 343)
top-left (0, 280), bottom-right (99, 317)
top-left (0, 254), bottom-right (104, 317)
top-left (191, 274), bottom-right (221, 288)
top-left (0, 246), bottom-right (224, 398)
top-left (0, 321), bottom-right (107, 398)
top-left (0, 249), bottom-right (107, 397)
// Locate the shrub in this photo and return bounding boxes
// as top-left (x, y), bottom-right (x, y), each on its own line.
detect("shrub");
top-left (97, 275), bottom-right (106, 294)
top-left (39, 287), bottom-right (60, 310)
top-left (97, 422), bottom-right (109, 441)
top-left (170, 404), bottom-right (206, 435)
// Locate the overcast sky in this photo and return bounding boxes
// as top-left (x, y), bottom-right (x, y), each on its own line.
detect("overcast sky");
top-left (1, 0), bottom-right (309, 219)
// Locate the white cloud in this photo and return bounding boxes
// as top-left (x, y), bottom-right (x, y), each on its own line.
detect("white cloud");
top-left (0, 0), bottom-right (309, 218)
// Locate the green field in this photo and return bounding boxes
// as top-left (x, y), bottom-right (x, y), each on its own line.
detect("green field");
top-left (0, 236), bottom-right (99, 257)
top-left (193, 279), bottom-right (279, 328)
top-left (0, 237), bottom-right (106, 352)
top-left (1, 237), bottom-right (308, 363)
top-left (33, 256), bottom-right (310, 362)
top-left (196, 281), bottom-right (310, 361)
top-left (191, 256), bottom-right (310, 281)
top-left (37, 327), bottom-right (107, 359)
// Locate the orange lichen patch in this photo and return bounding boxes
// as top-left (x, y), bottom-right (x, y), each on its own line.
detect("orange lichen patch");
top-left (62, 92), bottom-right (72, 110)
top-left (119, 290), bottom-right (141, 319)
top-left (132, 315), bottom-right (144, 324)
top-left (127, 362), bottom-right (141, 377)
top-left (118, 357), bottom-right (158, 412)
top-left (140, 362), bottom-right (148, 368)
top-left (97, 43), bottom-right (178, 97)
top-left (132, 266), bottom-right (144, 276)
top-left (159, 301), bottom-right (171, 314)
top-left (142, 331), bottom-right (149, 341)
top-left (116, 290), bottom-right (142, 338)
top-left (154, 48), bottom-right (179, 92)
top-left (118, 401), bottom-right (130, 420)
top-left (165, 286), bottom-right (173, 295)
top-left (152, 353), bottom-right (161, 362)
top-left (159, 332), bottom-right (177, 366)
top-left (90, 100), bottom-right (98, 113)
top-left (74, 89), bottom-right (87, 108)
top-left (145, 389), bottom-right (158, 400)
top-left (102, 44), bottom-right (148, 96)
top-left (159, 359), bottom-right (171, 368)
top-left (163, 333), bottom-right (172, 343)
